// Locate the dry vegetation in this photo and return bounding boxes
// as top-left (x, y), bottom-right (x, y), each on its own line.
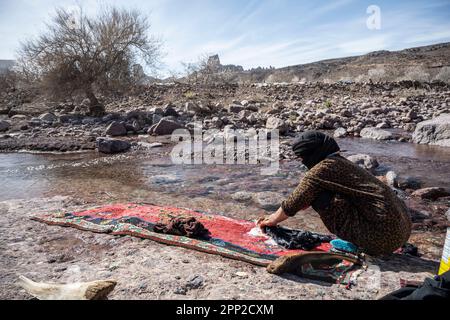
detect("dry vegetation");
top-left (16, 6), bottom-right (162, 116)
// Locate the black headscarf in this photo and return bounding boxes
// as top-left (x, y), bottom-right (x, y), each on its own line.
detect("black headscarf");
top-left (292, 131), bottom-right (340, 169)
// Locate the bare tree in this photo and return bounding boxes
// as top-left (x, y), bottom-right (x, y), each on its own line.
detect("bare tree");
top-left (17, 6), bottom-right (162, 116)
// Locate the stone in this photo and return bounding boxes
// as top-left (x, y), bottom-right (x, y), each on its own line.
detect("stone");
top-left (385, 171), bottom-right (398, 188)
top-left (235, 272), bottom-right (249, 279)
top-left (254, 192), bottom-right (284, 211)
top-left (333, 127), bottom-right (347, 138)
top-left (186, 275), bottom-right (204, 289)
top-left (228, 104), bottom-right (244, 113)
top-left (0, 120), bottom-right (11, 132)
top-left (446, 208), bottom-right (450, 223)
top-left (266, 116), bottom-right (288, 135)
top-left (184, 102), bottom-right (201, 114)
top-left (137, 142), bottom-right (162, 149)
top-left (347, 154), bottom-right (379, 172)
top-left (152, 113), bottom-right (162, 125)
top-left (11, 114), bottom-right (27, 120)
top-left (412, 187), bottom-right (450, 201)
top-left (412, 114), bottom-right (450, 147)
top-left (152, 119), bottom-right (184, 135)
top-left (231, 191), bottom-right (254, 202)
top-left (96, 137), bottom-right (131, 154)
top-left (105, 121), bottom-right (127, 136)
top-left (376, 122), bottom-right (390, 129)
top-left (360, 127), bottom-right (393, 140)
top-left (39, 113), bottom-right (57, 123)
top-left (163, 105), bottom-right (179, 117)
top-left (398, 176), bottom-right (422, 190)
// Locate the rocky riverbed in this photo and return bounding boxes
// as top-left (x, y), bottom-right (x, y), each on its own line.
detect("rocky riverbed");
top-left (0, 81), bottom-right (449, 299)
top-left (1, 81), bottom-right (450, 153)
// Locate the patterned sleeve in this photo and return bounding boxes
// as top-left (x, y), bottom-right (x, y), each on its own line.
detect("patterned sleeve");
top-left (281, 175), bottom-right (323, 217)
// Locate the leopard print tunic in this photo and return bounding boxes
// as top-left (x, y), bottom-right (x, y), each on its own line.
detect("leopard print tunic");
top-left (281, 155), bottom-right (412, 256)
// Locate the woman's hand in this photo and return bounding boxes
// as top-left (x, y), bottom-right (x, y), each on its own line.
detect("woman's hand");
top-left (257, 214), bottom-right (280, 228)
top-left (257, 207), bottom-right (289, 229)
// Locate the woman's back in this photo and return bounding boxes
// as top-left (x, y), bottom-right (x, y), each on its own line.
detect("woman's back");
top-left (303, 155), bottom-right (412, 255)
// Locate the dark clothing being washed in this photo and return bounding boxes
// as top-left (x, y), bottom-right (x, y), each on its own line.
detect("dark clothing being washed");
top-left (153, 217), bottom-right (210, 239)
top-left (263, 226), bottom-right (333, 250)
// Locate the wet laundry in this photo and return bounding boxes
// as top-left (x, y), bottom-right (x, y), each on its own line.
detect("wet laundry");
top-left (153, 217), bottom-right (211, 239)
top-left (263, 226), bottom-right (333, 250)
top-left (398, 243), bottom-right (420, 257)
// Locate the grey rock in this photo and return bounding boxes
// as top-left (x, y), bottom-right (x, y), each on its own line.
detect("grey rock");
top-left (96, 137), bottom-right (131, 154)
top-left (412, 114), bottom-right (450, 147)
top-left (174, 286), bottom-right (187, 295)
top-left (347, 154), bottom-right (379, 172)
top-left (39, 113), bottom-right (57, 123)
top-left (228, 104), bottom-right (245, 113)
top-left (333, 127), bottom-right (347, 138)
top-left (231, 191), bottom-right (254, 202)
top-left (152, 113), bottom-right (162, 125)
top-left (360, 127), bottom-right (394, 140)
top-left (0, 120), bottom-right (11, 132)
top-left (385, 171), bottom-right (398, 188)
top-left (398, 176), bottom-right (422, 190)
top-left (412, 187), bottom-right (450, 200)
top-left (266, 116), bottom-right (288, 135)
top-left (185, 102), bottom-right (202, 114)
top-left (152, 119), bottom-right (184, 136)
top-left (163, 105), bottom-right (179, 117)
top-left (105, 121), bottom-right (127, 136)
top-left (254, 192), bottom-right (284, 211)
top-left (186, 275), bottom-right (204, 289)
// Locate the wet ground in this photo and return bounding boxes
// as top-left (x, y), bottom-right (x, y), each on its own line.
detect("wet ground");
top-left (0, 137), bottom-right (449, 299)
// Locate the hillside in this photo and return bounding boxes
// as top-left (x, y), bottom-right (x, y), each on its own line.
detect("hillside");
top-left (208, 42), bottom-right (450, 84)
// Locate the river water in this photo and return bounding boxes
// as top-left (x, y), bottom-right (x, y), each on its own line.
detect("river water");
top-left (1, 138), bottom-right (449, 204)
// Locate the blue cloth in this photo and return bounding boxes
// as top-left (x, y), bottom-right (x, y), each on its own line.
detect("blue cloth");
top-left (330, 239), bottom-right (358, 254)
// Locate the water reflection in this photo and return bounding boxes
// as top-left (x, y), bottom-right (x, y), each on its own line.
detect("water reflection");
top-left (0, 138), bottom-right (449, 202)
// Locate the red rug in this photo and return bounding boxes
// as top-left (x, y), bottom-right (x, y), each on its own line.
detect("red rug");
top-left (32, 203), bottom-right (357, 284)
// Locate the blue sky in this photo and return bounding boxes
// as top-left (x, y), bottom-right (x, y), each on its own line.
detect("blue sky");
top-left (1, 0), bottom-right (450, 76)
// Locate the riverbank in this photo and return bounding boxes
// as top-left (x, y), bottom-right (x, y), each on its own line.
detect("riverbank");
top-left (0, 140), bottom-right (449, 299)
top-left (0, 195), bottom-right (441, 300)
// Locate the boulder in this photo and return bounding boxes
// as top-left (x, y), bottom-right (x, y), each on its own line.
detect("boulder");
top-left (39, 113), bottom-right (57, 123)
top-left (96, 137), bottom-right (131, 154)
top-left (231, 191), bottom-right (254, 202)
top-left (412, 114), bottom-right (450, 147)
top-left (184, 102), bottom-right (202, 114)
top-left (347, 154), bottom-right (379, 172)
top-left (59, 113), bottom-right (83, 124)
top-left (266, 116), bottom-right (288, 135)
top-left (163, 105), bottom-right (179, 117)
top-left (0, 120), bottom-right (11, 132)
top-left (333, 127), bottom-right (347, 138)
top-left (254, 192), bottom-right (284, 211)
top-left (360, 127), bottom-right (393, 140)
top-left (227, 104), bottom-right (244, 113)
top-left (152, 119), bottom-right (184, 135)
top-left (398, 176), bottom-right (422, 190)
top-left (105, 121), bottom-right (127, 136)
top-left (11, 115), bottom-right (28, 121)
top-left (412, 187), bottom-right (450, 201)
